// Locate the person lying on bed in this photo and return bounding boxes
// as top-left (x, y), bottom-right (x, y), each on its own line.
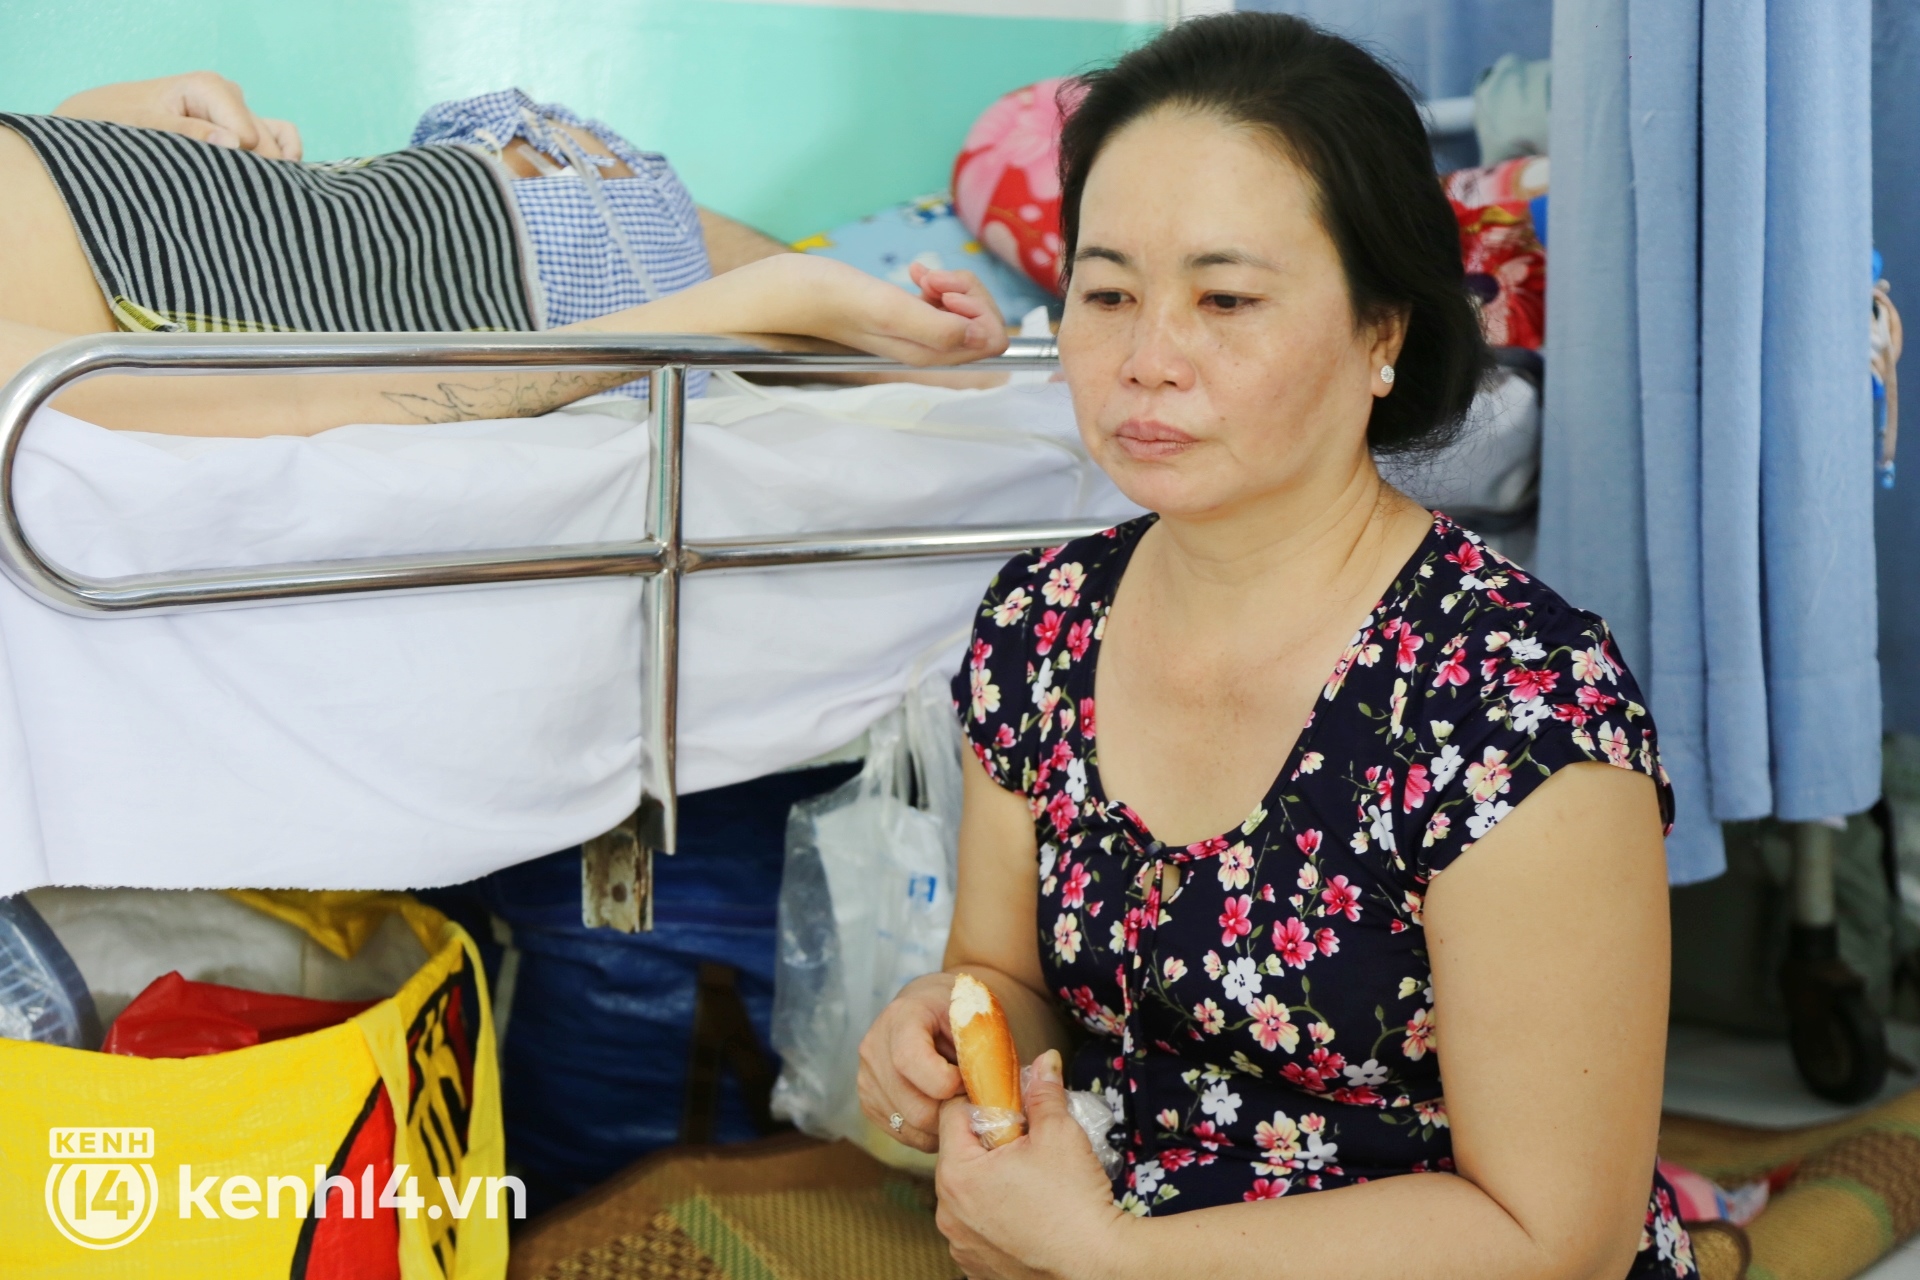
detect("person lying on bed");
top-left (856, 14), bottom-right (1696, 1280)
top-left (0, 73), bottom-right (1005, 438)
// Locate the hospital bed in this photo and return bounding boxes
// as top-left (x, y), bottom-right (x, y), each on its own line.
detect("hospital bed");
top-left (0, 333), bottom-right (1124, 916)
top-left (0, 330), bottom-right (1539, 916)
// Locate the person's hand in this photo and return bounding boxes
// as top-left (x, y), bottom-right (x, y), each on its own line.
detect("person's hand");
top-left (743, 254), bottom-right (1009, 366)
top-left (857, 971), bottom-right (963, 1152)
top-left (580, 254), bottom-right (1008, 373)
top-left (934, 1050), bottom-right (1133, 1280)
top-left (826, 256), bottom-right (1008, 364)
top-left (905, 258), bottom-right (1008, 349)
top-left (55, 73), bottom-right (302, 160)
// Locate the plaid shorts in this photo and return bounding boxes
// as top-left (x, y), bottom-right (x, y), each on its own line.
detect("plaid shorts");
top-left (413, 90), bottom-right (711, 397)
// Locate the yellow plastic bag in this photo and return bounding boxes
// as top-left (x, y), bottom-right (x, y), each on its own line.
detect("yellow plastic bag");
top-left (0, 893), bottom-right (507, 1280)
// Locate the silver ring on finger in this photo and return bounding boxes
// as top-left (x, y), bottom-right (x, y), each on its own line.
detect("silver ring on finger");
top-left (889, 1112), bottom-right (905, 1133)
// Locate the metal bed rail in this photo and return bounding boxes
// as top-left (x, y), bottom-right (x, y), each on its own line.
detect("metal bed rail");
top-left (0, 332), bottom-right (1106, 910)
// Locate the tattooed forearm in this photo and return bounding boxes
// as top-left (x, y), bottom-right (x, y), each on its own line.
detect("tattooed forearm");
top-left (379, 369), bottom-right (638, 423)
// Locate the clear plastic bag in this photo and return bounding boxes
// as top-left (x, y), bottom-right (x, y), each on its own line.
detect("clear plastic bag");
top-left (0, 895), bottom-right (99, 1048)
top-left (770, 669), bottom-right (965, 1150)
top-left (1066, 1089), bottom-right (1126, 1182)
top-left (967, 1074), bottom-right (1124, 1180)
top-left (967, 1105), bottom-right (1026, 1150)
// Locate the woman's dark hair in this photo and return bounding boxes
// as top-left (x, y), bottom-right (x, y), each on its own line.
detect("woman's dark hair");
top-left (1058, 12), bottom-right (1489, 454)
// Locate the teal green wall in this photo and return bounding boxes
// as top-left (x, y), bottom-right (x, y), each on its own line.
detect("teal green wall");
top-left (0, 1), bottom-right (1154, 240)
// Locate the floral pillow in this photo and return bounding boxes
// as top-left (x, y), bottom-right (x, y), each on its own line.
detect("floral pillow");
top-left (951, 78), bottom-right (1086, 297)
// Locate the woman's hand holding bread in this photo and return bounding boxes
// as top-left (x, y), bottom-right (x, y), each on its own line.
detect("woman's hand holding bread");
top-left (934, 1049), bottom-right (1131, 1280)
top-left (858, 970), bottom-right (1039, 1154)
top-left (857, 971), bottom-right (963, 1153)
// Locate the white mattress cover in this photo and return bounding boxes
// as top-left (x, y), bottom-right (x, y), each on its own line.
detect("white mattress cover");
top-left (0, 378), bottom-right (1142, 895)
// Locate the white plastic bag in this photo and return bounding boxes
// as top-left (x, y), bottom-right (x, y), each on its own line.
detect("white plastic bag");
top-left (770, 669), bottom-right (964, 1152)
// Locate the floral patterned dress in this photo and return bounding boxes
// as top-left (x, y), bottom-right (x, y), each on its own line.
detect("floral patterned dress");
top-left (951, 513), bottom-right (1696, 1279)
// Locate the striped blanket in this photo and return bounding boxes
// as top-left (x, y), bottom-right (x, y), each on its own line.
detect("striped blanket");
top-left (1, 113), bottom-right (535, 334)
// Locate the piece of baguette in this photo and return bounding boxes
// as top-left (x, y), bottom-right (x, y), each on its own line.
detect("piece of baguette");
top-left (950, 973), bottom-right (1025, 1147)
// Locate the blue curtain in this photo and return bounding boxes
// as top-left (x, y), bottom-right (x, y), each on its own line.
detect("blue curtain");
top-left (1874, 0), bottom-right (1920, 734)
top-left (1539, 0), bottom-right (1879, 884)
top-left (1236, 0), bottom-right (1550, 98)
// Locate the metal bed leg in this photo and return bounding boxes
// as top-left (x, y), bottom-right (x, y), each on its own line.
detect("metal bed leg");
top-left (644, 363), bottom-right (686, 860)
top-left (580, 812), bottom-right (653, 932)
top-left (583, 364), bottom-right (686, 932)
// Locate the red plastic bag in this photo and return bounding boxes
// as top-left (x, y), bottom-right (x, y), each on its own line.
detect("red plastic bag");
top-left (101, 970), bottom-right (378, 1058)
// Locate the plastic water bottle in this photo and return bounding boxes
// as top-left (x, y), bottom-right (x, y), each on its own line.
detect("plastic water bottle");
top-left (0, 895), bottom-right (100, 1048)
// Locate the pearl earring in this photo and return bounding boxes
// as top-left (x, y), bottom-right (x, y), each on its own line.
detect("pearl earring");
top-left (1379, 365), bottom-right (1396, 385)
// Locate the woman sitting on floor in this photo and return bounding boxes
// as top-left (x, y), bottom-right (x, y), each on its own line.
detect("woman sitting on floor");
top-left (858, 14), bottom-right (1694, 1280)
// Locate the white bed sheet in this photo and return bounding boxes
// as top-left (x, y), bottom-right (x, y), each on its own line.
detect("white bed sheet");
top-left (0, 378), bottom-right (1142, 895)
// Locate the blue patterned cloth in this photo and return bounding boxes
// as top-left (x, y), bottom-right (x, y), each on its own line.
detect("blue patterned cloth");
top-left (412, 90), bottom-right (711, 397)
top-left (795, 193), bottom-right (1054, 323)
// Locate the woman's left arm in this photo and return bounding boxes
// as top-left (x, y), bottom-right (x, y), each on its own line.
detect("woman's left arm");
top-left (934, 760), bottom-right (1671, 1280)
